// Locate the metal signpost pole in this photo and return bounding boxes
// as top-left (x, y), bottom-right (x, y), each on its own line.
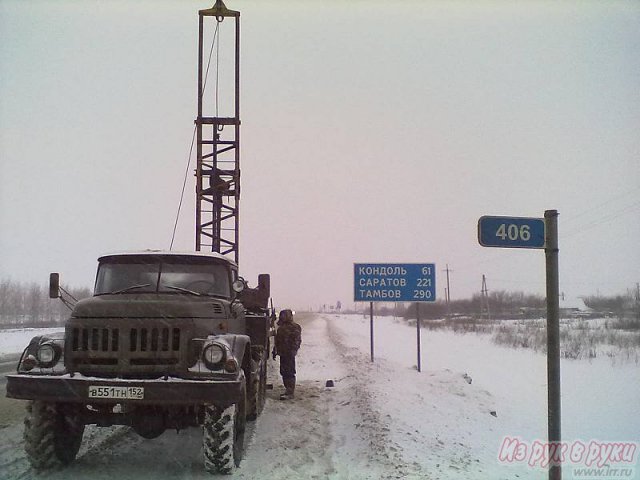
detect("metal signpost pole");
top-left (354, 263), bottom-right (436, 365)
top-left (416, 303), bottom-right (422, 372)
top-left (370, 301), bottom-right (374, 363)
top-left (545, 210), bottom-right (561, 480)
top-left (477, 213), bottom-right (561, 479)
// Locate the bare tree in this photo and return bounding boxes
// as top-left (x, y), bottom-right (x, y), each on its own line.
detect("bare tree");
top-left (0, 278), bottom-right (91, 327)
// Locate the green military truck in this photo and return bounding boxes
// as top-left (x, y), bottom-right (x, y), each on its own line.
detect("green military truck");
top-left (6, 250), bottom-right (272, 474)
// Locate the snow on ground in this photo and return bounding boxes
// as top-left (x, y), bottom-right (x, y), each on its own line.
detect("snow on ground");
top-left (0, 327), bottom-right (63, 358)
top-left (326, 313), bottom-right (640, 477)
top-left (0, 314), bottom-right (638, 479)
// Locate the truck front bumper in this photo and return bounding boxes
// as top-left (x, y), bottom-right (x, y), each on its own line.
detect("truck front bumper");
top-left (6, 373), bottom-right (242, 406)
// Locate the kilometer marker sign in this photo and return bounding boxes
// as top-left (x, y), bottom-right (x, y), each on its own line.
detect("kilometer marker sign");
top-left (478, 215), bottom-right (545, 249)
top-left (478, 210), bottom-right (562, 480)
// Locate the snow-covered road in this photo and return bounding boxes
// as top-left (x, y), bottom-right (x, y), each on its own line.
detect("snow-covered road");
top-left (1, 314), bottom-right (638, 479)
top-left (1, 314), bottom-right (426, 480)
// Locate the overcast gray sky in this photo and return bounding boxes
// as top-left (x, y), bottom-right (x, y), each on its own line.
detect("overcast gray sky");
top-left (1, 0), bottom-right (639, 311)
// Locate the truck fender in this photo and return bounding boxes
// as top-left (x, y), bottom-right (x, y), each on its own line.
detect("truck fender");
top-left (209, 334), bottom-right (252, 375)
top-left (17, 333), bottom-right (65, 371)
top-left (226, 334), bottom-right (251, 366)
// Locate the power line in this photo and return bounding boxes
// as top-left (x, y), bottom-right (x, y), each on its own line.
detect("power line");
top-left (563, 185), bottom-right (640, 228)
top-left (564, 200), bottom-right (640, 238)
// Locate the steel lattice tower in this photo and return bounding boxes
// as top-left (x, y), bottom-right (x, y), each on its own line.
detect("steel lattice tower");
top-left (195, 0), bottom-right (240, 263)
top-left (480, 274), bottom-right (490, 320)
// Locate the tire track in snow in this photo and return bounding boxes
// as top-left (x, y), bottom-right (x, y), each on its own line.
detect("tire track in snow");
top-left (237, 312), bottom-right (417, 479)
top-left (0, 423), bottom-right (30, 480)
top-left (0, 313), bottom-right (422, 479)
top-left (237, 381), bottom-right (336, 479)
top-left (235, 313), bottom-right (339, 479)
top-left (323, 315), bottom-right (424, 479)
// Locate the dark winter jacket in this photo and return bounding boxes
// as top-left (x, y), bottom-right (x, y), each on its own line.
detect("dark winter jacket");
top-left (275, 310), bottom-right (302, 356)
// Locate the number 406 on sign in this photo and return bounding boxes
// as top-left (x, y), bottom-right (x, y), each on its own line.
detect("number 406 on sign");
top-left (478, 216), bottom-right (545, 249)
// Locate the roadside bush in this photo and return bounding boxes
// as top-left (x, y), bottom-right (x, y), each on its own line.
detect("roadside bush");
top-left (610, 317), bottom-right (640, 331)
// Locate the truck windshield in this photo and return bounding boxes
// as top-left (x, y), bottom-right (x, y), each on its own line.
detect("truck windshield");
top-left (94, 257), bottom-right (230, 297)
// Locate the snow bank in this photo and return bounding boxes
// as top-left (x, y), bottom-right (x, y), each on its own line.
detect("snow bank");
top-left (325, 313), bottom-right (640, 478)
top-left (0, 327), bottom-right (63, 358)
top-left (1, 315), bottom-right (637, 479)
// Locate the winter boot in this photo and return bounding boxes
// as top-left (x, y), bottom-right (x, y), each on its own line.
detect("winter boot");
top-left (288, 378), bottom-right (296, 398)
top-left (280, 378), bottom-right (295, 400)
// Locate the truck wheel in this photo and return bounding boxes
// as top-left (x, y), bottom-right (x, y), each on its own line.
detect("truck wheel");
top-left (247, 357), bottom-right (267, 421)
top-left (246, 371), bottom-right (259, 421)
top-left (203, 384), bottom-right (246, 474)
top-left (24, 401), bottom-right (85, 469)
top-left (257, 358), bottom-right (267, 415)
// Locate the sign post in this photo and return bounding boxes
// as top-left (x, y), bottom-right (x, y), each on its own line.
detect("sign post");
top-left (416, 303), bottom-right (421, 372)
top-left (369, 301), bottom-right (374, 362)
top-left (544, 210), bottom-right (561, 480)
top-left (354, 263), bottom-right (436, 372)
top-left (478, 211), bottom-right (561, 480)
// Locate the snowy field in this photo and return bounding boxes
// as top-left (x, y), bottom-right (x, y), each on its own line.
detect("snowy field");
top-left (330, 313), bottom-right (640, 440)
top-left (0, 327), bottom-right (64, 358)
top-left (1, 314), bottom-right (638, 479)
top-left (322, 314), bottom-right (640, 478)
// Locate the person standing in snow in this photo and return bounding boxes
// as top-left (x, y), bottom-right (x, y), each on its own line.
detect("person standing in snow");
top-left (272, 309), bottom-right (302, 400)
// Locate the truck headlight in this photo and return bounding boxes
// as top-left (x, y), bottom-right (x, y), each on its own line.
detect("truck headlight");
top-left (36, 343), bottom-right (62, 368)
top-left (202, 344), bottom-right (226, 370)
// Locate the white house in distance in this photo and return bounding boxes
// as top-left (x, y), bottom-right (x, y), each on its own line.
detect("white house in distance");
top-left (559, 294), bottom-right (595, 318)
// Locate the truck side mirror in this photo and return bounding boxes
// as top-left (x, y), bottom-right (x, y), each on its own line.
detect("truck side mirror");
top-left (49, 273), bottom-right (60, 299)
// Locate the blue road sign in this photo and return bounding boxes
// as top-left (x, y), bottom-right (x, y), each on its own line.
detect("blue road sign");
top-left (478, 216), bottom-right (545, 249)
top-left (354, 263), bottom-right (436, 302)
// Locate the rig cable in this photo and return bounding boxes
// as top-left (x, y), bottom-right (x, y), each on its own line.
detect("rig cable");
top-left (170, 21), bottom-right (221, 250)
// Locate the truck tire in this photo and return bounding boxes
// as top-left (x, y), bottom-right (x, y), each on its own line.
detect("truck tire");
top-left (246, 357), bottom-right (267, 421)
top-left (246, 367), bottom-right (258, 421)
top-left (257, 357), bottom-right (267, 415)
top-left (203, 383), bottom-right (246, 474)
top-left (24, 401), bottom-right (85, 470)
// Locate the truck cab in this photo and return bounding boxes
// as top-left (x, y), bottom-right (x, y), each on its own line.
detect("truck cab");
top-left (6, 251), bottom-right (271, 474)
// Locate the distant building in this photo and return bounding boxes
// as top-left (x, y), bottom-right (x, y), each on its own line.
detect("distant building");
top-left (559, 296), bottom-right (595, 318)
top-left (519, 297), bottom-right (595, 319)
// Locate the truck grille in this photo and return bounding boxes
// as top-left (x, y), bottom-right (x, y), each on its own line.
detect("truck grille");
top-left (72, 327), bottom-right (120, 352)
top-left (128, 327), bottom-right (180, 353)
top-left (71, 327), bottom-right (181, 353)
top-left (68, 325), bottom-right (186, 372)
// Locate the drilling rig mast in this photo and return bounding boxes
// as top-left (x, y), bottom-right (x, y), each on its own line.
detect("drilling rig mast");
top-left (196, 0), bottom-right (240, 263)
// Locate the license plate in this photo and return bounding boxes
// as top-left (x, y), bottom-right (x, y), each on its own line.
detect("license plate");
top-left (88, 385), bottom-right (144, 400)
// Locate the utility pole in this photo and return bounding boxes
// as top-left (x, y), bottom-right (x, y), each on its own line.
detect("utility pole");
top-left (443, 264), bottom-right (452, 315)
top-left (481, 274), bottom-right (490, 320)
